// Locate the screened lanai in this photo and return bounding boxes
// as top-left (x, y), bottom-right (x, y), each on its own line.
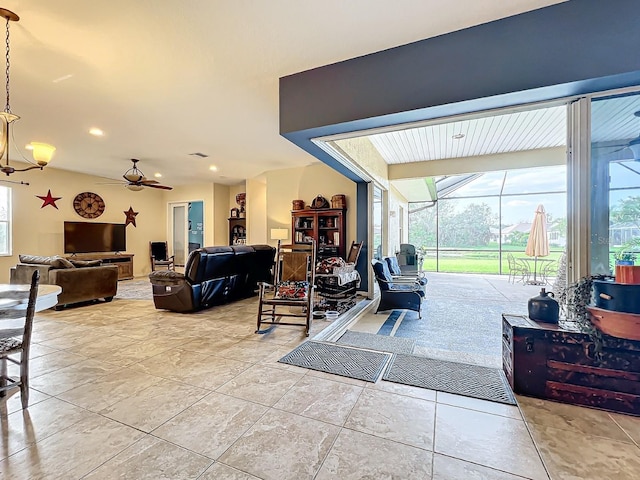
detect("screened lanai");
top-left (408, 164), bottom-right (567, 276)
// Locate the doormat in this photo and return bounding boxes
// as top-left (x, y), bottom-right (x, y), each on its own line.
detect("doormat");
top-left (382, 354), bottom-right (516, 405)
top-left (278, 341), bottom-right (391, 382)
top-left (336, 330), bottom-right (416, 354)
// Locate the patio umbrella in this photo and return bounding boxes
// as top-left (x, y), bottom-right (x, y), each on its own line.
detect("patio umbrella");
top-left (525, 204), bottom-right (550, 284)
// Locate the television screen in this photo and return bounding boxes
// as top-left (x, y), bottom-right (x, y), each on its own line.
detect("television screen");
top-left (64, 222), bottom-right (126, 254)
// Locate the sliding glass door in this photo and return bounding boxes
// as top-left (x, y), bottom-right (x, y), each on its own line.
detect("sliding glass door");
top-left (590, 92), bottom-right (640, 275)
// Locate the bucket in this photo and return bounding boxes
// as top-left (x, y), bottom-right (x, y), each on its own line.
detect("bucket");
top-left (615, 265), bottom-right (640, 285)
top-left (292, 200), bottom-right (305, 210)
top-left (331, 194), bottom-right (346, 209)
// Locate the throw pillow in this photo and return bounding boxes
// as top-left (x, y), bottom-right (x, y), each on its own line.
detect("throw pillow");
top-left (275, 280), bottom-right (309, 299)
top-left (69, 259), bottom-right (102, 268)
top-left (51, 257), bottom-right (76, 269)
top-left (19, 255), bottom-right (75, 268)
top-left (19, 254), bottom-right (56, 265)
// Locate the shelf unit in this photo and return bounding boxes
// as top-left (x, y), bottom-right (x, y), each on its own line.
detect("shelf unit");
top-left (291, 208), bottom-right (346, 259)
top-left (229, 218), bottom-right (247, 245)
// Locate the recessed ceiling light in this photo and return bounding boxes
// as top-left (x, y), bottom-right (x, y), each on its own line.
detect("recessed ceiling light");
top-left (209, 165), bottom-right (218, 171)
top-left (89, 128), bottom-right (104, 136)
top-left (154, 173), bottom-right (162, 178)
top-left (452, 133), bottom-right (465, 140)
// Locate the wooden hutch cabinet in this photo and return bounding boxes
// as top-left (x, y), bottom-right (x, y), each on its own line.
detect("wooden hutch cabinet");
top-left (228, 217), bottom-right (247, 245)
top-left (292, 208), bottom-right (346, 259)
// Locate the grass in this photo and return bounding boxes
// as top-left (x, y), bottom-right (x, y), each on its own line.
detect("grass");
top-left (420, 250), bottom-right (563, 275)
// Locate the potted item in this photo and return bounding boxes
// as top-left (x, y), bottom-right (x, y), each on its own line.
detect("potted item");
top-left (528, 288), bottom-right (559, 323)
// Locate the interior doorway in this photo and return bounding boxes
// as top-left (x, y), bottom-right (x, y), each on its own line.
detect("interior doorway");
top-left (170, 201), bottom-right (204, 266)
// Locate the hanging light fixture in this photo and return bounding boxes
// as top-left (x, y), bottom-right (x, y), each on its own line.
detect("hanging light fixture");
top-left (0, 8), bottom-right (55, 178)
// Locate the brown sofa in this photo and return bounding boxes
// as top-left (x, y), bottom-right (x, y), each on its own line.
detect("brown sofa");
top-left (10, 255), bottom-right (119, 309)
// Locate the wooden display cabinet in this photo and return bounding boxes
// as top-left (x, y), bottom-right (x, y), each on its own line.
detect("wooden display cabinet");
top-left (229, 218), bottom-right (247, 245)
top-left (291, 208), bottom-right (346, 259)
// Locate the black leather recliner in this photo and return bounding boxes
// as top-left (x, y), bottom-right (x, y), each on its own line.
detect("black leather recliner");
top-left (149, 245), bottom-right (275, 312)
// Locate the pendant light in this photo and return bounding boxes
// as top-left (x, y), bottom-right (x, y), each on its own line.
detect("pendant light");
top-left (0, 8), bottom-right (55, 180)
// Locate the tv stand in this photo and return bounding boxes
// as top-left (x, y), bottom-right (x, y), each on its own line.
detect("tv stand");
top-left (66, 253), bottom-right (134, 280)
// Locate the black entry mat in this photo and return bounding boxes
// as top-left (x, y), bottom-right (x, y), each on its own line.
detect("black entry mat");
top-left (279, 341), bottom-right (391, 382)
top-left (382, 354), bottom-right (516, 405)
top-left (336, 330), bottom-right (416, 354)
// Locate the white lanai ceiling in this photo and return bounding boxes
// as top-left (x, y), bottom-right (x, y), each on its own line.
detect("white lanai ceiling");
top-left (368, 105), bottom-right (567, 164)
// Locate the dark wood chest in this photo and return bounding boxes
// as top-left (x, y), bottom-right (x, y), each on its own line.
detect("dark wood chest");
top-left (502, 314), bottom-right (640, 415)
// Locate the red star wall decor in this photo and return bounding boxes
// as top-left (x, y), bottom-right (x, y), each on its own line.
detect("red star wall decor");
top-left (124, 206), bottom-right (139, 227)
top-left (36, 190), bottom-right (62, 209)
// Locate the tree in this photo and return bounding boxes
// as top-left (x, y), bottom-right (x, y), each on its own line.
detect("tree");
top-left (409, 200), bottom-right (496, 249)
top-left (611, 196), bottom-right (640, 228)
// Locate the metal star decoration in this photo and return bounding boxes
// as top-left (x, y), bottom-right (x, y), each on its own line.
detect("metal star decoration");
top-left (36, 189), bottom-right (62, 209)
top-left (124, 206), bottom-right (139, 227)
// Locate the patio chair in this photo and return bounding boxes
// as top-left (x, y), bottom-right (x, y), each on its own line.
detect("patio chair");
top-left (507, 253), bottom-right (530, 284)
top-left (371, 259), bottom-right (424, 317)
top-left (256, 241), bottom-right (316, 336)
top-left (150, 241), bottom-right (175, 271)
top-left (0, 270), bottom-right (39, 409)
top-left (384, 256), bottom-right (428, 294)
top-left (397, 243), bottom-right (419, 275)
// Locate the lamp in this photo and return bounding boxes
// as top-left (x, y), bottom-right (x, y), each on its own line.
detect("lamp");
top-left (0, 8), bottom-right (55, 179)
top-left (270, 228), bottom-right (288, 242)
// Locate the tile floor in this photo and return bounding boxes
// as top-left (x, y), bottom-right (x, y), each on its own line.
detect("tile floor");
top-left (0, 280), bottom-right (639, 479)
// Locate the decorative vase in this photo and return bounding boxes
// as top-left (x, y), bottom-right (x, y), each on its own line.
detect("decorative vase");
top-left (528, 288), bottom-right (559, 323)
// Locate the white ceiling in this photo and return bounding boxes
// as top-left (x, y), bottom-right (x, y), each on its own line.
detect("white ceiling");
top-left (0, 0), bottom-right (565, 187)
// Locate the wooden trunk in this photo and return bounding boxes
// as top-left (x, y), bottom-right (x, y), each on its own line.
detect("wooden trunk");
top-left (502, 314), bottom-right (640, 416)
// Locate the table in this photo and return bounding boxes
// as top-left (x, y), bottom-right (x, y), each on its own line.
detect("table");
top-left (0, 284), bottom-right (61, 319)
top-left (523, 258), bottom-right (555, 285)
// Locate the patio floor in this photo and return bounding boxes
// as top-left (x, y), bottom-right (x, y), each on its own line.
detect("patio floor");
top-left (350, 272), bottom-right (552, 367)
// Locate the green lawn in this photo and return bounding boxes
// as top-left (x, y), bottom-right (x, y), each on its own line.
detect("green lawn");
top-left (420, 250), bottom-right (563, 275)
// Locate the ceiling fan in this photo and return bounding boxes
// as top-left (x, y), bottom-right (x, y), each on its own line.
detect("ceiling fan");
top-left (592, 110), bottom-right (640, 160)
top-left (105, 159), bottom-right (173, 191)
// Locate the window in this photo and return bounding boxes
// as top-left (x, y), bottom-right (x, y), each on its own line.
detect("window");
top-left (0, 186), bottom-right (10, 255)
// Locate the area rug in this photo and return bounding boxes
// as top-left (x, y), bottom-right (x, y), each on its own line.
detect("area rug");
top-left (278, 341), bottom-right (391, 382)
top-left (115, 279), bottom-right (153, 300)
top-left (382, 353), bottom-right (516, 405)
top-left (336, 330), bottom-right (416, 354)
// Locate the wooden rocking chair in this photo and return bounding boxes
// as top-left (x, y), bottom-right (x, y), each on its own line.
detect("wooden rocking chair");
top-left (256, 240), bottom-right (316, 336)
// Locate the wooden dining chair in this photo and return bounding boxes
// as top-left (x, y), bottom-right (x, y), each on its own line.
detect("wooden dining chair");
top-left (0, 270), bottom-right (39, 409)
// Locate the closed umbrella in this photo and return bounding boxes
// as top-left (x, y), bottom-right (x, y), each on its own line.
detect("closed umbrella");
top-left (525, 204), bottom-right (550, 284)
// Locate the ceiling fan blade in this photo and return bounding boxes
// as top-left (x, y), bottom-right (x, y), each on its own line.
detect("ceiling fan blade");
top-left (592, 143), bottom-right (628, 149)
top-left (140, 179), bottom-right (160, 185)
top-left (145, 183), bottom-right (173, 190)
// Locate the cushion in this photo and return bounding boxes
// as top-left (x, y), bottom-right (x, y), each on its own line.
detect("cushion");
top-left (19, 255), bottom-right (75, 269)
top-left (69, 259), bottom-right (102, 268)
top-left (275, 280), bottom-right (309, 299)
top-left (149, 270), bottom-right (185, 285)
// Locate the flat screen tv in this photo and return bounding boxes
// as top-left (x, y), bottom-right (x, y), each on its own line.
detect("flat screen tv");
top-left (64, 221), bottom-right (126, 254)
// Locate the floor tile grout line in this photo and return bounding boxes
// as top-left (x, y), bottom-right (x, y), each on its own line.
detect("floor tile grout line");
top-left (608, 412), bottom-right (640, 448)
